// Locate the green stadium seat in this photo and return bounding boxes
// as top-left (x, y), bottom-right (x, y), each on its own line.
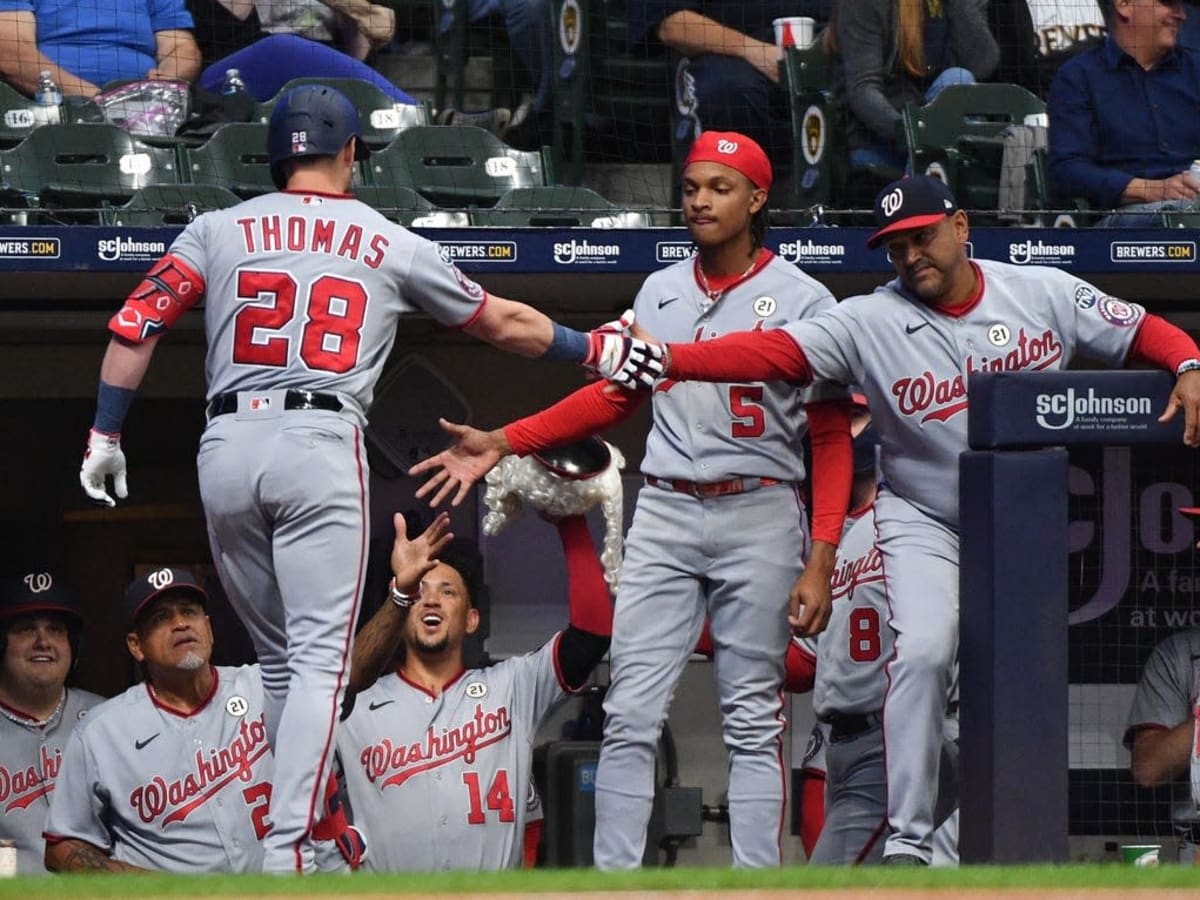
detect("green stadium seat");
top-left (0, 123), bottom-right (179, 220)
top-left (549, 0), bottom-right (678, 184)
top-left (353, 183), bottom-right (470, 226)
top-left (469, 185), bottom-right (650, 226)
top-left (105, 184), bottom-right (241, 226)
top-left (367, 124), bottom-right (547, 206)
top-left (901, 83), bottom-right (1045, 215)
top-left (183, 123), bottom-right (277, 198)
top-left (252, 77), bottom-right (431, 150)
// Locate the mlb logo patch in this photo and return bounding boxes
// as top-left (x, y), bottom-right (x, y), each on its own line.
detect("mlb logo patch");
top-left (249, 396), bottom-right (272, 411)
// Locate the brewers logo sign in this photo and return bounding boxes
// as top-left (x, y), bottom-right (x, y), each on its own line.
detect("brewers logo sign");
top-left (559, 0), bottom-right (581, 55)
top-left (801, 105), bottom-right (825, 166)
top-left (1109, 241), bottom-right (1196, 263)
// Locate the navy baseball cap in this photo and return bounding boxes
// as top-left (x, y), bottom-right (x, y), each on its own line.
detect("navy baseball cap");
top-left (0, 571), bottom-right (82, 622)
top-left (123, 567), bottom-right (208, 628)
top-left (866, 176), bottom-right (959, 249)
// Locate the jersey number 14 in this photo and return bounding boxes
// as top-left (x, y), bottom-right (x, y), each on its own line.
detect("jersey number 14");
top-left (462, 769), bottom-right (515, 824)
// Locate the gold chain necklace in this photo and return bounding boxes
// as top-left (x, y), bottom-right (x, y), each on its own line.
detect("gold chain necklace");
top-left (696, 253), bottom-right (760, 301)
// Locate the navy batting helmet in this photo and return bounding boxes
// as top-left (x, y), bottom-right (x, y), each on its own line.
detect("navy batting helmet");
top-left (268, 85), bottom-right (370, 189)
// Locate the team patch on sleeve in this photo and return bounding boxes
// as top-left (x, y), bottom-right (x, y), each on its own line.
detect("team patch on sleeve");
top-left (1096, 295), bottom-right (1142, 327)
top-left (109, 253), bottom-right (206, 343)
top-left (453, 265), bottom-right (484, 300)
top-left (1073, 284), bottom-right (1098, 310)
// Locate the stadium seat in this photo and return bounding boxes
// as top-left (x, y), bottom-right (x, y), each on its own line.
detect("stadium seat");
top-left (183, 123), bottom-right (277, 198)
top-left (253, 77), bottom-right (431, 150)
top-left (353, 183), bottom-right (470, 226)
top-left (105, 184), bottom-right (242, 226)
top-left (0, 123), bottom-right (179, 219)
top-left (901, 83), bottom-right (1045, 216)
top-left (549, 0), bottom-right (678, 184)
top-left (367, 124), bottom-right (547, 206)
top-left (469, 185), bottom-right (650, 226)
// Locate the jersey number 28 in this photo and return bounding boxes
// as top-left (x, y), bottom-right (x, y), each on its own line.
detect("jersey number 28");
top-left (232, 269), bottom-right (367, 373)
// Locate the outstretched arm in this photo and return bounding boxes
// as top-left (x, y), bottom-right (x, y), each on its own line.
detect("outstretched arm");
top-left (553, 515), bottom-right (613, 690)
top-left (346, 512), bottom-right (453, 697)
top-left (409, 381), bottom-right (646, 507)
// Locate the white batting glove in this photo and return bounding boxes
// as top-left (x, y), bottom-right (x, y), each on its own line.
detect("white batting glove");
top-left (595, 308), bottom-right (636, 335)
top-left (583, 331), bottom-right (665, 390)
top-left (80, 428), bottom-right (128, 507)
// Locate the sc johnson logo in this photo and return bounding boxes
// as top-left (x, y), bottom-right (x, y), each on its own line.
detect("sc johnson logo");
top-left (778, 239), bottom-right (846, 265)
top-left (1034, 388), bottom-right (1153, 430)
top-left (98, 237), bottom-right (167, 262)
top-left (552, 239), bottom-right (620, 265)
top-left (655, 241), bottom-right (695, 263)
top-left (437, 241), bottom-right (517, 263)
top-left (1110, 241), bottom-right (1196, 263)
top-left (1008, 239), bottom-right (1076, 265)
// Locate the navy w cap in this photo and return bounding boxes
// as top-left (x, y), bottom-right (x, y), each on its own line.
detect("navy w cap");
top-left (867, 176), bottom-right (959, 250)
top-left (123, 567), bottom-right (208, 628)
top-left (0, 571), bottom-right (82, 622)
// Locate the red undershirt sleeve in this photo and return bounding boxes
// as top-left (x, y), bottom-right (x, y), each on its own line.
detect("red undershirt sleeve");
top-left (503, 382), bottom-right (648, 457)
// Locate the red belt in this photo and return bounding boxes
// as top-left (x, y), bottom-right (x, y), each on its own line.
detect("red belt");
top-left (644, 475), bottom-right (784, 498)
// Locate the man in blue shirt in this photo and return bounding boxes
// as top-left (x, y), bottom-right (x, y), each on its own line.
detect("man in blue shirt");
top-left (1047, 0), bottom-right (1200, 225)
top-left (0, 0), bottom-right (199, 98)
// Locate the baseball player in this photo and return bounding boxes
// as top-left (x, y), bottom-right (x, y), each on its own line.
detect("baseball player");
top-left (0, 572), bottom-right (104, 875)
top-left (42, 567), bottom-right (365, 873)
top-left (1124, 625), bottom-right (1200, 863)
top-left (337, 441), bottom-right (616, 871)
top-left (606, 175), bottom-right (1200, 864)
top-left (411, 130), bottom-right (855, 869)
top-left (75, 84), bottom-right (652, 874)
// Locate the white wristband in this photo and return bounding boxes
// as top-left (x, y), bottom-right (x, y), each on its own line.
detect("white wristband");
top-left (1176, 358), bottom-right (1200, 377)
top-left (389, 578), bottom-right (416, 608)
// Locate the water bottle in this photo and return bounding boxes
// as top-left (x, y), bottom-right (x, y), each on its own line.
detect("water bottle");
top-left (34, 69), bottom-right (61, 125)
top-left (1189, 159), bottom-right (1200, 184)
top-left (220, 68), bottom-right (246, 97)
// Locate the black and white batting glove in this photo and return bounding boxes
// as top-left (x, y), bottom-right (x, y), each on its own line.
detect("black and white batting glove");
top-left (584, 331), bottom-right (664, 390)
top-left (80, 428), bottom-right (128, 507)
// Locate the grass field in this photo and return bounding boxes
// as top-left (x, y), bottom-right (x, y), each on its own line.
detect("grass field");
top-left (2, 865), bottom-right (1199, 898)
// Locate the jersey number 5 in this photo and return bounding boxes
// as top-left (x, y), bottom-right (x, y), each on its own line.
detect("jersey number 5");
top-left (462, 770), bottom-right (515, 824)
top-left (233, 269), bottom-right (367, 373)
top-left (729, 385), bottom-right (765, 438)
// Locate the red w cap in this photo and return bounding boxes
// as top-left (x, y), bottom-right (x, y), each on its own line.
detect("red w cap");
top-left (684, 131), bottom-right (773, 192)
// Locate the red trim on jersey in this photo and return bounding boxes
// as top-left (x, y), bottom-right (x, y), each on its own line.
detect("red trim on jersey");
top-left (797, 768), bottom-right (826, 858)
top-left (855, 816), bottom-right (890, 864)
top-left (807, 400), bottom-right (852, 547)
top-left (297, 424), bottom-right (370, 873)
top-left (848, 499), bottom-right (876, 520)
top-left (691, 248), bottom-right (776, 297)
top-left (667, 329), bottom-right (813, 384)
top-left (0, 695), bottom-right (60, 724)
top-left (549, 631), bottom-right (574, 693)
top-left (784, 640), bottom-right (817, 694)
top-left (145, 665), bottom-right (220, 718)
top-left (1127, 313), bottom-right (1200, 372)
top-left (931, 262), bottom-right (985, 319)
top-left (455, 290), bottom-right (490, 331)
top-left (282, 189), bottom-right (354, 199)
top-left (394, 666), bottom-right (468, 698)
top-left (503, 381), bottom-right (647, 457)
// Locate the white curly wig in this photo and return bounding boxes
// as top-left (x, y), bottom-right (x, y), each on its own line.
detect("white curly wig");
top-left (482, 439), bottom-right (626, 592)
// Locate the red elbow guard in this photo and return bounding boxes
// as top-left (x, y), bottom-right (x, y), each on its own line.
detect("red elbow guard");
top-left (109, 253), bottom-right (206, 343)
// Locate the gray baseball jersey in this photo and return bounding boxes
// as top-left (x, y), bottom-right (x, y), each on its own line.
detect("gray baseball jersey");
top-left (336, 638), bottom-right (569, 871)
top-left (637, 253), bottom-right (844, 481)
top-left (128, 191), bottom-right (491, 872)
top-left (595, 252), bottom-right (845, 870)
top-left (44, 666), bottom-right (272, 872)
top-left (784, 260), bottom-right (1143, 526)
top-left (168, 193), bottom-right (486, 423)
top-left (0, 688), bottom-right (104, 874)
top-left (812, 506), bottom-right (890, 719)
top-left (780, 260), bottom-right (1140, 862)
top-left (1124, 628), bottom-right (1200, 861)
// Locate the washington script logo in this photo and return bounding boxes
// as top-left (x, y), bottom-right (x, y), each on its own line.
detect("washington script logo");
top-left (359, 703), bottom-right (512, 789)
